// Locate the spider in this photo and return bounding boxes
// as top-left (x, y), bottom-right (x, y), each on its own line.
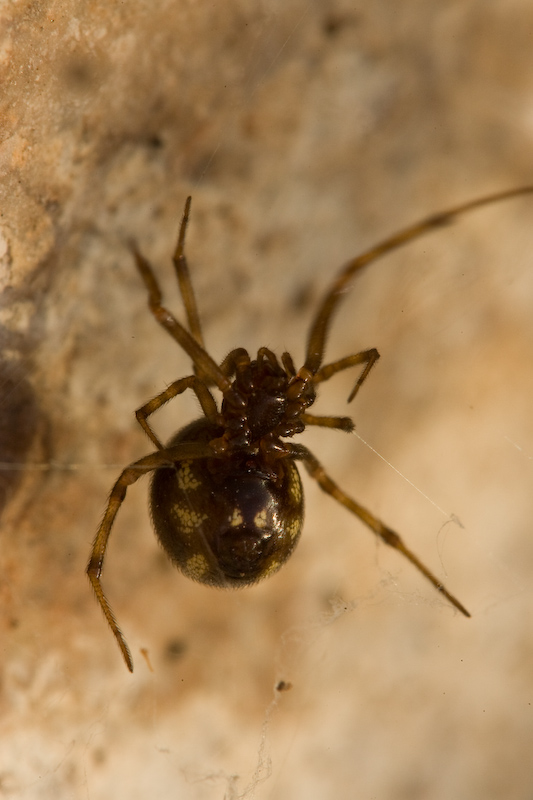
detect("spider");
top-left (88, 185), bottom-right (533, 672)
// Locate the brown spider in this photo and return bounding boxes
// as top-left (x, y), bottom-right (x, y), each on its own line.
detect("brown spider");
top-left (88, 186), bottom-right (533, 672)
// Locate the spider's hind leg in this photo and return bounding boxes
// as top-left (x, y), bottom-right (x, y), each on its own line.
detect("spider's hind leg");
top-left (288, 442), bottom-right (470, 617)
top-left (87, 448), bottom-right (179, 672)
top-left (87, 440), bottom-right (215, 672)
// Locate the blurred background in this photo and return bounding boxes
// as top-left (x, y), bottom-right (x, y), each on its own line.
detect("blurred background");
top-left (1, 1), bottom-right (533, 798)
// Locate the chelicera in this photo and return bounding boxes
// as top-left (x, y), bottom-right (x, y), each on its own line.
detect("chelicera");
top-left (88, 186), bottom-right (533, 672)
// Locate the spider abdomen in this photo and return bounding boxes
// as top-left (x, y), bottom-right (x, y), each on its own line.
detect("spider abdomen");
top-left (150, 419), bottom-right (304, 588)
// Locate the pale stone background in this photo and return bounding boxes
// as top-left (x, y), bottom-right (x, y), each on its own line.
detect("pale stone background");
top-left (1, 1), bottom-right (533, 798)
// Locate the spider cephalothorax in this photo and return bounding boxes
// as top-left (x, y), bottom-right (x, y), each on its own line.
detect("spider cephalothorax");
top-left (88, 187), bottom-right (533, 671)
top-left (213, 347), bottom-right (313, 453)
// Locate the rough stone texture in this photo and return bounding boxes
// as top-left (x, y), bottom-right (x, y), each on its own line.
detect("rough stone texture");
top-left (1, 1), bottom-right (533, 798)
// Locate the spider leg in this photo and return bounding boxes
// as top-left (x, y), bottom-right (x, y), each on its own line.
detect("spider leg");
top-left (301, 413), bottom-right (354, 432)
top-left (305, 185), bottom-right (533, 375)
top-left (171, 196), bottom-right (206, 350)
top-left (87, 441), bottom-right (214, 672)
top-left (136, 375), bottom-right (219, 449)
top-left (314, 348), bottom-right (380, 402)
top-left (130, 244), bottom-right (230, 393)
top-left (289, 443), bottom-right (470, 617)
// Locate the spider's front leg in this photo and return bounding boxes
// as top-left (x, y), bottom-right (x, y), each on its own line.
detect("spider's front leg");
top-left (130, 244), bottom-right (230, 393)
top-left (288, 443), bottom-right (470, 617)
top-left (171, 195), bottom-right (206, 350)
